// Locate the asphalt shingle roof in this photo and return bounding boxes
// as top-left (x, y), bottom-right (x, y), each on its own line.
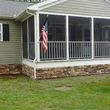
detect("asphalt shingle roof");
top-left (0, 1), bottom-right (32, 18)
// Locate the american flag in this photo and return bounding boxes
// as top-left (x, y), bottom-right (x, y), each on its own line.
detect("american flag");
top-left (41, 16), bottom-right (48, 52)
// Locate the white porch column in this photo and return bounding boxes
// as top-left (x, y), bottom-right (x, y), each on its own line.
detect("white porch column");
top-left (91, 17), bottom-right (94, 59)
top-left (34, 13), bottom-right (37, 60)
top-left (35, 12), bottom-right (40, 62)
top-left (66, 15), bottom-right (69, 60)
top-left (33, 12), bottom-right (39, 79)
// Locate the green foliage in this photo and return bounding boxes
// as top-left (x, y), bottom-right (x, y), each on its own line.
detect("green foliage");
top-left (0, 75), bottom-right (110, 110)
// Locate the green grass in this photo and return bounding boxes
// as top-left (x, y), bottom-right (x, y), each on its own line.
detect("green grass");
top-left (0, 74), bottom-right (110, 110)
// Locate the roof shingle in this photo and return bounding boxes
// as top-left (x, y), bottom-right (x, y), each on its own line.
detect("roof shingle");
top-left (0, 1), bottom-right (32, 18)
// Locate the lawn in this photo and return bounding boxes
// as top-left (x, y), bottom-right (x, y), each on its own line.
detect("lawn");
top-left (0, 74), bottom-right (110, 110)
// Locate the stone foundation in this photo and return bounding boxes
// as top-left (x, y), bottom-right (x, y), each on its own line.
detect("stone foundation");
top-left (22, 64), bottom-right (34, 78)
top-left (0, 64), bottom-right (22, 75)
top-left (1, 64), bottom-right (110, 79)
top-left (36, 64), bottom-right (110, 79)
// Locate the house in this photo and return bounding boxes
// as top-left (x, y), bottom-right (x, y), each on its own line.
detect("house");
top-left (1, 0), bottom-right (110, 79)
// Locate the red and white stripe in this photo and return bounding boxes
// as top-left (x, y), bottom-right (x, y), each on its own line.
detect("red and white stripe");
top-left (41, 26), bottom-right (48, 52)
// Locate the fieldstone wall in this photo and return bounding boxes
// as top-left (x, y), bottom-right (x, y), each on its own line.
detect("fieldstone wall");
top-left (36, 64), bottom-right (110, 79)
top-left (0, 64), bottom-right (110, 79)
top-left (22, 64), bottom-right (34, 78)
top-left (0, 64), bottom-right (22, 75)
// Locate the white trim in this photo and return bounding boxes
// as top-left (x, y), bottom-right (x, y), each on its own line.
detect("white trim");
top-left (23, 58), bottom-right (110, 69)
top-left (34, 14), bottom-right (37, 62)
top-left (36, 12), bottom-right (40, 62)
top-left (33, 57), bottom-right (37, 79)
top-left (36, 58), bottom-right (110, 69)
top-left (33, 14), bottom-right (38, 79)
top-left (66, 15), bottom-right (69, 60)
top-left (91, 17), bottom-right (94, 59)
top-left (22, 59), bottom-right (34, 67)
top-left (39, 11), bottom-right (110, 19)
top-left (26, 9), bottom-right (35, 16)
top-left (28, 0), bottom-right (58, 10)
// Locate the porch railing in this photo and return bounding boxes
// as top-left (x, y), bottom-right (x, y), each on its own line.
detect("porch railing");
top-left (39, 41), bottom-right (110, 61)
top-left (69, 41), bottom-right (92, 59)
top-left (40, 41), bottom-right (66, 61)
top-left (95, 41), bottom-right (110, 58)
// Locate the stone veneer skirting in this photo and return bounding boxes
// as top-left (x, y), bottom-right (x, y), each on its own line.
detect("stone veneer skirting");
top-left (0, 64), bottom-right (22, 74)
top-left (22, 64), bottom-right (34, 78)
top-left (1, 64), bottom-right (110, 79)
top-left (36, 64), bottom-right (110, 79)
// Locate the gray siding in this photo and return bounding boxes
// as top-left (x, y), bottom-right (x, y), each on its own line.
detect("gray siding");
top-left (0, 19), bottom-right (22, 64)
top-left (42, 0), bottom-right (110, 17)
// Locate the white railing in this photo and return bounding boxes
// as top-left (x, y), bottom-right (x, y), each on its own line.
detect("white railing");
top-left (40, 41), bottom-right (66, 60)
top-left (38, 41), bottom-right (110, 61)
top-left (95, 41), bottom-right (110, 58)
top-left (69, 41), bottom-right (92, 59)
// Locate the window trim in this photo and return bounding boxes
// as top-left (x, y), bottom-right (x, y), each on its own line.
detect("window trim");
top-left (0, 23), bottom-right (3, 42)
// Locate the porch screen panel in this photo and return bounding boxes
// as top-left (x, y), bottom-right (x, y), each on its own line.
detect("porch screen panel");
top-left (69, 16), bottom-right (91, 59)
top-left (22, 20), bottom-right (28, 58)
top-left (28, 16), bottom-right (35, 60)
top-left (39, 14), bottom-right (66, 60)
top-left (94, 18), bottom-right (110, 58)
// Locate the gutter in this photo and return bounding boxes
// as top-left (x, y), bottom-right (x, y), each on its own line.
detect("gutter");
top-left (26, 9), bottom-right (35, 16)
top-left (26, 9), bottom-right (37, 80)
top-left (0, 16), bottom-right (15, 20)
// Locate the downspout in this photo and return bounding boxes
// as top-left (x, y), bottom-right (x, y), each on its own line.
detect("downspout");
top-left (26, 9), bottom-right (37, 79)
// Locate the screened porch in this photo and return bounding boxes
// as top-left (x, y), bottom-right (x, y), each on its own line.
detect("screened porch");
top-left (22, 14), bottom-right (110, 61)
top-left (39, 15), bottom-right (110, 61)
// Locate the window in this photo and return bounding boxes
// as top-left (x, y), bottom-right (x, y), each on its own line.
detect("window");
top-left (3, 24), bottom-right (10, 41)
top-left (0, 23), bottom-right (9, 42)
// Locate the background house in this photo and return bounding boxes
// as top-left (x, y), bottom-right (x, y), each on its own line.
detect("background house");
top-left (1, 0), bottom-right (110, 79)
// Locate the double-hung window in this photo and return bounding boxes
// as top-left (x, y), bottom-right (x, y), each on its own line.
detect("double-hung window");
top-left (0, 23), bottom-right (9, 42)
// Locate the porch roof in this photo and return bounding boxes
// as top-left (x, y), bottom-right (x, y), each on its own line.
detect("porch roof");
top-left (27, 0), bottom-right (67, 11)
top-left (28, 0), bottom-right (110, 18)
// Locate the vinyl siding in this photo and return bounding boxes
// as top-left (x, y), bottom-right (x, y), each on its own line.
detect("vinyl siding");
top-left (0, 19), bottom-right (22, 64)
top-left (42, 0), bottom-right (110, 17)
